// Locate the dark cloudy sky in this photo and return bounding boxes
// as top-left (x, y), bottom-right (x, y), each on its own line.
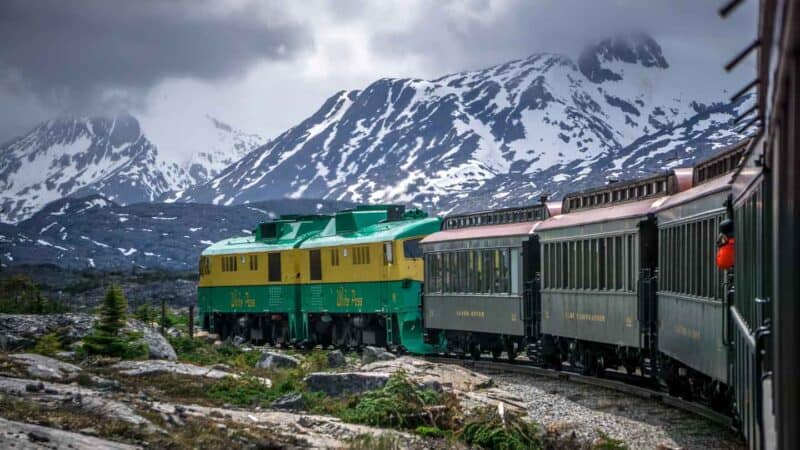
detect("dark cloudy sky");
top-left (0, 0), bottom-right (757, 158)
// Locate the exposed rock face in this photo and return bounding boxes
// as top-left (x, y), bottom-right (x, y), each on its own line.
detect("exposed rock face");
top-left (326, 350), bottom-right (346, 368)
top-left (360, 346), bottom-right (395, 364)
top-left (149, 401), bottom-right (417, 449)
top-left (124, 319), bottom-right (177, 361)
top-left (10, 353), bottom-right (81, 381)
top-left (256, 351), bottom-right (300, 370)
top-left (361, 357), bottom-right (492, 392)
top-left (0, 417), bottom-right (141, 450)
top-left (305, 372), bottom-right (390, 397)
top-left (270, 393), bottom-right (305, 411)
top-left (9, 353), bottom-right (120, 390)
top-left (111, 360), bottom-right (271, 388)
top-left (0, 376), bottom-right (154, 429)
top-left (0, 313), bottom-right (94, 351)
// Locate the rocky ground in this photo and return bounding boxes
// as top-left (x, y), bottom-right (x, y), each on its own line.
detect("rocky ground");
top-left (489, 372), bottom-right (745, 449)
top-left (0, 313), bottom-right (746, 449)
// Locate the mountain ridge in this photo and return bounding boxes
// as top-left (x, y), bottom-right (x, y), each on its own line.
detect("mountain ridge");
top-left (172, 32), bottom-right (749, 214)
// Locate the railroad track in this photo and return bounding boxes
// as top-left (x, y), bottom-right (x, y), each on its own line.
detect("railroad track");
top-left (423, 355), bottom-right (734, 430)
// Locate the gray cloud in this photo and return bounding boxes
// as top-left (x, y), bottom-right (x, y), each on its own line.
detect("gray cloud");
top-left (0, 0), bottom-right (310, 110)
top-left (0, 0), bottom-right (758, 145)
top-left (368, 0), bottom-right (758, 76)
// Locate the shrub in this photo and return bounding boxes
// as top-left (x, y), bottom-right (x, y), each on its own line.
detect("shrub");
top-left (414, 426), bottom-right (446, 438)
top-left (208, 376), bottom-right (275, 406)
top-left (460, 406), bottom-right (542, 450)
top-left (168, 335), bottom-right (258, 367)
top-left (32, 332), bottom-right (62, 356)
top-left (340, 371), bottom-right (455, 429)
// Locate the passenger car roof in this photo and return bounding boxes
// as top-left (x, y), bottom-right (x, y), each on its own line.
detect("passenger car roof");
top-left (420, 221), bottom-right (540, 244)
top-left (537, 197), bottom-right (662, 231)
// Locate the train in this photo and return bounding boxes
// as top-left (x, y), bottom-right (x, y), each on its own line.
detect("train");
top-left (420, 141), bottom-right (747, 415)
top-left (198, 1), bottom-right (799, 448)
top-left (198, 205), bottom-right (445, 354)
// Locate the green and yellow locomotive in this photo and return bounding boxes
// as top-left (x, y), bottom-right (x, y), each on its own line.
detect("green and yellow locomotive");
top-left (197, 205), bottom-right (443, 354)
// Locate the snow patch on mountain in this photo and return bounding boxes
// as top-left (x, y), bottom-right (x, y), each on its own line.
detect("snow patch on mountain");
top-left (0, 113), bottom-right (265, 223)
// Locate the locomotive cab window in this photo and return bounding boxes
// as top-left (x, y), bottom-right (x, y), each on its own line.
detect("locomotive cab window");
top-left (268, 253), bottom-right (281, 282)
top-left (310, 249), bottom-right (322, 281)
top-left (403, 238), bottom-right (423, 259)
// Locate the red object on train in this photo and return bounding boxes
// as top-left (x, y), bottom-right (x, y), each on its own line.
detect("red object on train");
top-left (716, 238), bottom-right (735, 270)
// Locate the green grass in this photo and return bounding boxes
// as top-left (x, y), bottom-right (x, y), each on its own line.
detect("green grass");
top-left (168, 335), bottom-right (259, 368)
top-left (347, 433), bottom-right (404, 450)
top-left (592, 431), bottom-right (628, 450)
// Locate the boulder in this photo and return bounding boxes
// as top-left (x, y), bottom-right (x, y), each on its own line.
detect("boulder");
top-left (125, 319), bottom-right (177, 361)
top-left (305, 372), bottom-right (390, 396)
top-left (270, 393), bottom-right (305, 411)
top-left (361, 346), bottom-right (395, 364)
top-left (256, 351), bottom-right (300, 370)
top-left (166, 327), bottom-right (183, 338)
top-left (0, 313), bottom-right (94, 351)
top-left (360, 356), bottom-right (492, 393)
top-left (327, 350), bottom-right (346, 368)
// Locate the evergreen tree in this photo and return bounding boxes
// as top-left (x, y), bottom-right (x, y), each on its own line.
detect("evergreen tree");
top-left (84, 285), bottom-right (145, 357)
top-left (134, 302), bottom-right (158, 325)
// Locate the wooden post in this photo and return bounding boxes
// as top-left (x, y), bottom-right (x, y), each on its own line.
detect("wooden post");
top-left (188, 305), bottom-right (195, 339)
top-left (160, 298), bottom-right (166, 334)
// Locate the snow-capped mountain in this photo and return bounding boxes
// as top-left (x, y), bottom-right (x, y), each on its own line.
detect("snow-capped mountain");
top-left (174, 33), bottom-right (750, 213)
top-left (0, 113), bottom-right (265, 223)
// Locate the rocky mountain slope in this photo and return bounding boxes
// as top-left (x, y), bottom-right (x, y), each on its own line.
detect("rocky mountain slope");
top-left (173, 33), bottom-right (750, 213)
top-left (0, 195), bottom-right (353, 270)
top-left (0, 114), bottom-right (265, 223)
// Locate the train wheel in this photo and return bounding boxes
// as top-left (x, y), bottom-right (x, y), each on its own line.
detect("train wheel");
top-left (624, 360), bottom-right (638, 376)
top-left (595, 355), bottom-right (606, 378)
top-left (581, 350), bottom-right (597, 375)
top-left (491, 348), bottom-right (503, 361)
top-left (469, 344), bottom-right (481, 361)
top-left (506, 342), bottom-right (518, 361)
